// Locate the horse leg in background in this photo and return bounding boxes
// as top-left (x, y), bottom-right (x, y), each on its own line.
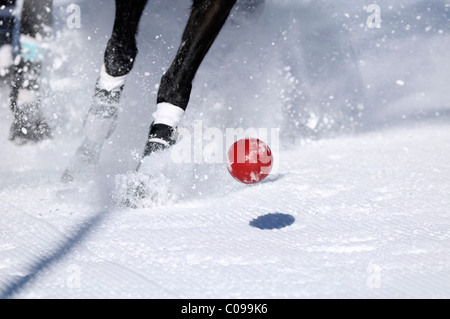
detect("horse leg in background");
top-left (9, 0), bottom-right (53, 144)
top-left (62, 0), bottom-right (148, 182)
top-left (138, 0), bottom-right (237, 171)
top-left (0, 0), bottom-right (16, 77)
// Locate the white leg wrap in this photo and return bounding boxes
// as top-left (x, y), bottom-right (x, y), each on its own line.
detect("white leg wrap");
top-left (153, 102), bottom-right (185, 127)
top-left (98, 64), bottom-right (127, 91)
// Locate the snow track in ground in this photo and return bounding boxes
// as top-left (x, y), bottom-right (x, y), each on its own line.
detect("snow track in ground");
top-left (1, 120), bottom-right (450, 298)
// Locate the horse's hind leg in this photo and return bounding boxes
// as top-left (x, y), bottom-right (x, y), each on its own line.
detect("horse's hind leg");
top-left (142, 0), bottom-right (237, 159)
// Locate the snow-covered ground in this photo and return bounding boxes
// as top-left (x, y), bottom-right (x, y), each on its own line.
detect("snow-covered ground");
top-left (1, 0), bottom-right (449, 298)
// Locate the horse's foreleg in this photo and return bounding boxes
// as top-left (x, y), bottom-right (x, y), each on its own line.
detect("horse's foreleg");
top-left (84, 0), bottom-right (148, 135)
top-left (62, 0), bottom-right (148, 182)
top-left (104, 0), bottom-right (148, 77)
top-left (141, 0), bottom-right (237, 159)
top-left (82, 0), bottom-right (148, 149)
top-left (82, 0), bottom-right (148, 145)
top-left (156, 0), bottom-right (237, 113)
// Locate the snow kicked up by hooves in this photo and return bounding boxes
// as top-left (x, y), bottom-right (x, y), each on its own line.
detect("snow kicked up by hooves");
top-left (1, 0), bottom-right (450, 299)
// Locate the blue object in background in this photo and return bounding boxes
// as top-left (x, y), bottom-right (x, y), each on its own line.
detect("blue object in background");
top-left (0, 4), bottom-right (20, 58)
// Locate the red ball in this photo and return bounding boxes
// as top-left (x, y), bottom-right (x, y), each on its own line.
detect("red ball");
top-left (226, 138), bottom-right (273, 184)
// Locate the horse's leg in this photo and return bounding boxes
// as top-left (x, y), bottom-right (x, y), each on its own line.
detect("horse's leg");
top-left (9, 0), bottom-right (53, 143)
top-left (82, 0), bottom-right (148, 143)
top-left (104, 0), bottom-right (149, 77)
top-left (142, 0), bottom-right (237, 159)
top-left (63, 0), bottom-right (148, 182)
top-left (0, 0), bottom-right (16, 73)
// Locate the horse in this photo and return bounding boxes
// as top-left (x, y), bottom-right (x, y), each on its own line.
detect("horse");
top-left (62, 0), bottom-right (265, 183)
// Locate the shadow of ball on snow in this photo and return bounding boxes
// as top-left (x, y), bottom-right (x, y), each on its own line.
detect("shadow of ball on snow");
top-left (249, 213), bottom-right (295, 230)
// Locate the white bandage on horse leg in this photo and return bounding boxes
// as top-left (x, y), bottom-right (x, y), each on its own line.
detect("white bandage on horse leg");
top-left (98, 64), bottom-right (127, 92)
top-left (153, 102), bottom-right (185, 127)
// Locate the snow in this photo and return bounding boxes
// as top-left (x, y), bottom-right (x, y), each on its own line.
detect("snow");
top-left (1, 0), bottom-right (450, 298)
